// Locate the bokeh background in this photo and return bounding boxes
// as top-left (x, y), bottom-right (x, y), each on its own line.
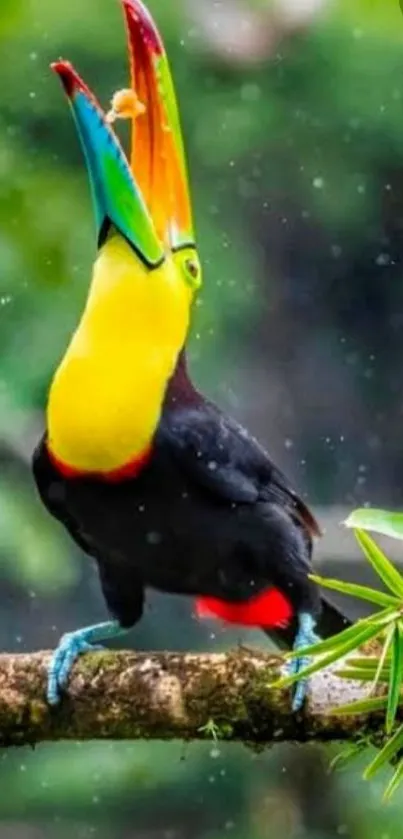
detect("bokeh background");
top-left (1, 0), bottom-right (403, 835)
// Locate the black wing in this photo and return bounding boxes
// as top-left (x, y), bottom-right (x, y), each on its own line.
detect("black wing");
top-left (160, 401), bottom-right (321, 538)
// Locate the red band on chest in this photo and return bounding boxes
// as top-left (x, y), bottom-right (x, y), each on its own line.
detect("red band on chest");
top-left (47, 444), bottom-right (152, 482)
top-left (196, 588), bottom-right (293, 629)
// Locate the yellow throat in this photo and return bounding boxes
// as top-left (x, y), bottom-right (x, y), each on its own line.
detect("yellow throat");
top-left (47, 234), bottom-right (193, 475)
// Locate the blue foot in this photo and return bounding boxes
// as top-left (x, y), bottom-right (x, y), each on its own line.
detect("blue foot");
top-left (47, 620), bottom-right (123, 706)
top-left (289, 612), bottom-right (320, 712)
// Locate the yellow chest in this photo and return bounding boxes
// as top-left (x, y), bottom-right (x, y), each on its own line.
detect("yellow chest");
top-left (47, 236), bottom-right (191, 474)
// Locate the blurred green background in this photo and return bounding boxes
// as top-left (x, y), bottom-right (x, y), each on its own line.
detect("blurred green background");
top-left (2, 0), bottom-right (403, 835)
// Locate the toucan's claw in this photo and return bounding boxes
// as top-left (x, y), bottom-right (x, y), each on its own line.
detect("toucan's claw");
top-left (47, 620), bottom-right (124, 706)
top-left (289, 612), bottom-right (320, 712)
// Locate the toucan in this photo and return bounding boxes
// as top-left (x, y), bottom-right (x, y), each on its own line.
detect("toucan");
top-left (33, 0), bottom-right (350, 710)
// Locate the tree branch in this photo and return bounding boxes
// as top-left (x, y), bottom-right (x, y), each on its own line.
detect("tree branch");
top-left (0, 649), bottom-right (376, 747)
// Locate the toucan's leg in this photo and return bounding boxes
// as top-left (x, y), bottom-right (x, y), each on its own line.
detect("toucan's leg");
top-left (47, 620), bottom-right (128, 706)
top-left (288, 612), bottom-right (320, 712)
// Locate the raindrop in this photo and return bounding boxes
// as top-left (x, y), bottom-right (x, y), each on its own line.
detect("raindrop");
top-left (313, 176), bottom-right (324, 189)
top-left (376, 253), bottom-right (390, 266)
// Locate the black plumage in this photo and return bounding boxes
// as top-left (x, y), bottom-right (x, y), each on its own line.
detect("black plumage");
top-left (33, 351), bottom-right (349, 647)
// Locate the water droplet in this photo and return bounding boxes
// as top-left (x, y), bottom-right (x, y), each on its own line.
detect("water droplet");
top-left (313, 176), bottom-right (324, 189)
top-left (376, 253), bottom-right (390, 266)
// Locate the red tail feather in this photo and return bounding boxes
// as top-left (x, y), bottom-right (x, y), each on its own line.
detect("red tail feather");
top-left (196, 587), bottom-right (293, 629)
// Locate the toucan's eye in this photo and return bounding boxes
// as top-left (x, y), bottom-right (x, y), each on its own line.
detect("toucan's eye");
top-left (183, 256), bottom-right (202, 289)
top-left (186, 258), bottom-right (199, 278)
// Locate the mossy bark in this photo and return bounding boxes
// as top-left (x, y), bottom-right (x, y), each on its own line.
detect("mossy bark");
top-left (0, 648), bottom-right (379, 747)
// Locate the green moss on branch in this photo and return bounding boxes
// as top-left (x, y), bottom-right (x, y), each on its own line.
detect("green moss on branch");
top-left (0, 649), bottom-right (382, 747)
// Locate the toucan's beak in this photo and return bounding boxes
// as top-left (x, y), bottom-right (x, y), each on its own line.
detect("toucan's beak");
top-left (121, 0), bottom-right (195, 252)
top-left (51, 60), bottom-right (164, 268)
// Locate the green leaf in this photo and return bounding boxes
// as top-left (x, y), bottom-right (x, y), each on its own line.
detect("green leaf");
top-left (338, 623), bottom-right (396, 697)
top-left (337, 668), bottom-right (390, 683)
top-left (386, 622), bottom-right (403, 734)
top-left (330, 696), bottom-right (388, 716)
top-left (329, 741), bottom-right (367, 772)
top-left (354, 530), bottom-right (403, 599)
top-left (286, 606), bottom-right (397, 660)
top-left (384, 758), bottom-right (403, 801)
top-left (345, 509), bottom-right (403, 541)
top-left (338, 623), bottom-right (398, 707)
top-left (370, 622), bottom-right (395, 694)
top-left (347, 656), bottom-right (391, 671)
top-left (309, 574), bottom-right (399, 608)
top-left (276, 619), bottom-right (391, 689)
top-left (364, 723), bottom-right (403, 780)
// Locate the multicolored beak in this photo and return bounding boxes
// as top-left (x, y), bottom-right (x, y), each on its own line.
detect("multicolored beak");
top-left (51, 0), bottom-right (195, 267)
top-left (121, 0), bottom-right (195, 252)
top-left (51, 61), bottom-right (164, 268)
